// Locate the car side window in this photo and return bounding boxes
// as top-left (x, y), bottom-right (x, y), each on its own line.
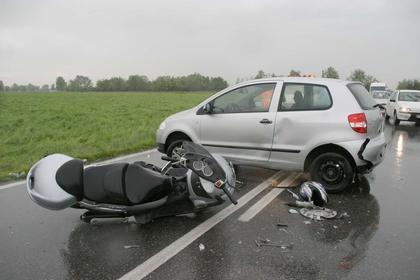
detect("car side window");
top-left (279, 83), bottom-right (332, 111)
top-left (212, 83), bottom-right (276, 114)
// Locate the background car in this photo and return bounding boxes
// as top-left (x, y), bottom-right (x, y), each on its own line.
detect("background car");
top-left (385, 90), bottom-right (420, 126)
top-left (372, 90), bottom-right (391, 104)
top-left (156, 78), bottom-right (386, 193)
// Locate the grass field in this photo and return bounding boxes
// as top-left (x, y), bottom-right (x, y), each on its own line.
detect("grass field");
top-left (0, 91), bottom-right (212, 182)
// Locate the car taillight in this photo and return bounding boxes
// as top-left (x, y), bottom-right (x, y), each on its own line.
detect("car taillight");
top-left (348, 113), bottom-right (367, 134)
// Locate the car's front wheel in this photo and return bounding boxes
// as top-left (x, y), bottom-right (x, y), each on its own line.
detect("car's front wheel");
top-left (309, 152), bottom-right (354, 193)
top-left (393, 111), bottom-right (400, 126)
top-left (166, 138), bottom-right (189, 159)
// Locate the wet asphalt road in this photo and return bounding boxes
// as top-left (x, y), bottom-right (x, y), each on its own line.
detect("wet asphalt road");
top-left (1, 122), bottom-right (420, 280)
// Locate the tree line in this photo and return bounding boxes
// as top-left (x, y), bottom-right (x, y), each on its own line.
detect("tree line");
top-left (0, 73), bottom-right (228, 92)
top-left (248, 67), bottom-right (420, 91)
top-left (1, 69), bottom-right (419, 92)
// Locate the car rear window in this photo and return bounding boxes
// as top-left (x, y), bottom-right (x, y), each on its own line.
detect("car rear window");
top-left (347, 83), bottom-right (376, 110)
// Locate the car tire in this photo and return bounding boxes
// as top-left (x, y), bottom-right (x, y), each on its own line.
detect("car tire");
top-left (309, 152), bottom-right (354, 193)
top-left (166, 138), bottom-right (190, 158)
top-left (393, 111), bottom-right (400, 126)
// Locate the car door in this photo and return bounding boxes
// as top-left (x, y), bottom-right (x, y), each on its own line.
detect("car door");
top-left (198, 82), bottom-right (280, 163)
top-left (270, 82), bottom-right (334, 169)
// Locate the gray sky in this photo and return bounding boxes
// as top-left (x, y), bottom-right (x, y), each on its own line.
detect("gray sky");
top-left (1, 0), bottom-right (419, 88)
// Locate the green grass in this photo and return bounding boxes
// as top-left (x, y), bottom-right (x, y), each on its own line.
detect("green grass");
top-left (0, 91), bottom-right (212, 182)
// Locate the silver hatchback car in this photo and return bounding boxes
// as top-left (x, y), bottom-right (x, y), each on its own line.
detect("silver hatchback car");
top-left (156, 77), bottom-right (386, 192)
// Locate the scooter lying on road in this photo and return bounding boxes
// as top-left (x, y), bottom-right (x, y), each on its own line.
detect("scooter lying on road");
top-left (26, 142), bottom-right (237, 224)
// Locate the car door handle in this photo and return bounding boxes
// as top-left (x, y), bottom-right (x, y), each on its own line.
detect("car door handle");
top-left (259, 118), bottom-right (273, 124)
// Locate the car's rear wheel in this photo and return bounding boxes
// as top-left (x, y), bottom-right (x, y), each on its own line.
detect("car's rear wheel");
top-left (309, 152), bottom-right (354, 193)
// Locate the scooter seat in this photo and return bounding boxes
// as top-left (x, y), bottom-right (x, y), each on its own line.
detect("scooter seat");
top-left (124, 164), bottom-right (172, 204)
top-left (57, 159), bottom-right (172, 205)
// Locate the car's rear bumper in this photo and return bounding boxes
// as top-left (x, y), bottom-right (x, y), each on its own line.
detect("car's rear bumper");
top-left (338, 133), bottom-right (387, 173)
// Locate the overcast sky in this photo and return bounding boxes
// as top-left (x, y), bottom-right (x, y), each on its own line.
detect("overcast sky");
top-left (1, 0), bottom-right (419, 88)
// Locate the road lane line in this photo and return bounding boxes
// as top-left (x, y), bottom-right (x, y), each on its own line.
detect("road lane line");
top-left (0, 149), bottom-right (158, 191)
top-left (237, 172), bottom-right (302, 222)
top-left (275, 172), bottom-right (302, 187)
top-left (118, 170), bottom-right (285, 280)
top-left (0, 181), bottom-right (25, 191)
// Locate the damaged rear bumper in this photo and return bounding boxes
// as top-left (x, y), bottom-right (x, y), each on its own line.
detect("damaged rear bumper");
top-left (356, 136), bottom-right (387, 173)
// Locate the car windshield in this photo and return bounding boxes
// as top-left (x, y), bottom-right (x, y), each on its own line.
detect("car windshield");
top-left (398, 92), bottom-right (420, 102)
top-left (372, 91), bottom-right (391, 99)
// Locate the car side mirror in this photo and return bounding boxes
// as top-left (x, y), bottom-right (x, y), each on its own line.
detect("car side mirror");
top-left (203, 103), bottom-right (212, 114)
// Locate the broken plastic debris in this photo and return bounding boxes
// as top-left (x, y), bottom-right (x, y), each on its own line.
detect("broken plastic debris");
top-left (337, 212), bottom-right (350, 219)
top-left (286, 201), bottom-right (314, 208)
top-left (276, 223), bottom-right (288, 227)
top-left (124, 245), bottom-right (141, 249)
top-left (288, 209), bottom-right (299, 214)
top-left (299, 207), bottom-right (337, 220)
top-left (199, 243), bottom-right (205, 251)
top-left (303, 220), bottom-right (311, 225)
top-left (333, 225), bottom-right (338, 229)
top-left (255, 239), bottom-right (293, 250)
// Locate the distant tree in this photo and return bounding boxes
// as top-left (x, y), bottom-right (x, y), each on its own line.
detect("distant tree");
top-left (209, 77), bottom-right (228, 91)
top-left (126, 75), bottom-right (150, 91)
top-left (152, 76), bottom-right (176, 91)
top-left (27, 84), bottom-right (39, 91)
top-left (41, 84), bottom-right (49, 91)
top-left (397, 79), bottom-right (420, 90)
top-left (347, 69), bottom-right (377, 90)
top-left (5, 86), bottom-right (10, 91)
top-left (0, 80), bottom-right (4, 91)
top-left (56, 76), bottom-right (67, 91)
top-left (288, 69), bottom-right (301, 77)
top-left (67, 75), bottom-right (92, 91)
top-left (255, 70), bottom-right (266, 79)
top-left (321, 67), bottom-right (340, 79)
top-left (11, 83), bottom-right (19, 91)
top-left (51, 84), bottom-right (56, 91)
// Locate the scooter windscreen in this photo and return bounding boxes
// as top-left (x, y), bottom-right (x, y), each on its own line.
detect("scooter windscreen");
top-left (182, 141), bottom-right (226, 184)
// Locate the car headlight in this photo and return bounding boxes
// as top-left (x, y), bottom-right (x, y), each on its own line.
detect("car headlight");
top-left (159, 121), bottom-right (166, 130)
top-left (399, 107), bottom-right (411, 113)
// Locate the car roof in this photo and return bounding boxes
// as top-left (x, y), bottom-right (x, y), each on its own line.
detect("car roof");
top-left (235, 77), bottom-right (356, 86)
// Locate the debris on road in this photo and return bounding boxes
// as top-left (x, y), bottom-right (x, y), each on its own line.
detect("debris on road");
top-left (124, 245), bottom-right (141, 249)
top-left (299, 207), bottom-right (337, 220)
top-left (286, 201), bottom-right (314, 208)
top-left (199, 243), bottom-right (205, 251)
top-left (255, 239), bottom-right (293, 250)
top-left (337, 212), bottom-right (350, 219)
top-left (276, 223), bottom-right (288, 227)
top-left (288, 209), bottom-right (299, 214)
top-left (303, 220), bottom-right (312, 225)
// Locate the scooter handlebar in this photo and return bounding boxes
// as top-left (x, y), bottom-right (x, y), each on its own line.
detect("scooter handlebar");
top-left (222, 185), bottom-right (237, 205)
top-left (161, 156), bottom-right (178, 162)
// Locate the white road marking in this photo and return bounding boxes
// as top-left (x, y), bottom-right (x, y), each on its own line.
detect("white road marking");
top-left (0, 149), bottom-right (158, 191)
top-left (238, 172), bottom-right (302, 222)
top-left (118, 171), bottom-right (285, 280)
top-left (0, 181), bottom-right (25, 191)
top-left (275, 172), bottom-right (302, 187)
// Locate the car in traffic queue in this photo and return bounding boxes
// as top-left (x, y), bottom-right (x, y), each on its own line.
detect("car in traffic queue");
top-left (156, 77), bottom-right (387, 193)
top-left (386, 90), bottom-right (420, 126)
